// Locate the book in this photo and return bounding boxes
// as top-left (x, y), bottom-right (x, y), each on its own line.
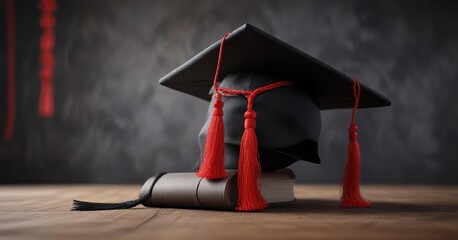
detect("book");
top-left (140, 169), bottom-right (296, 210)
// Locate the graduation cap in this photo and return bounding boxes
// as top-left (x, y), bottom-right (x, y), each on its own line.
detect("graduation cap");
top-left (160, 24), bottom-right (390, 211)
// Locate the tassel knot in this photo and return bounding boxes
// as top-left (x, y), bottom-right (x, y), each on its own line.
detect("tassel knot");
top-left (244, 111), bottom-right (256, 129)
top-left (212, 94), bottom-right (224, 116)
top-left (348, 123), bottom-right (358, 141)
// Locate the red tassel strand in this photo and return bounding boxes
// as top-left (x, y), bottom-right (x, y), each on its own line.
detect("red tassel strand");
top-left (196, 32), bottom-right (231, 179)
top-left (4, 0), bottom-right (16, 141)
top-left (202, 32), bottom-right (292, 211)
top-left (236, 110), bottom-right (268, 211)
top-left (221, 81), bottom-right (291, 211)
top-left (38, 0), bottom-right (57, 117)
top-left (340, 78), bottom-right (372, 208)
top-left (196, 94), bottom-right (227, 179)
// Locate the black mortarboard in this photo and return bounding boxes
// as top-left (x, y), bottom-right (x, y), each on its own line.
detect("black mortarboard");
top-left (159, 24), bottom-right (390, 211)
top-left (160, 24), bottom-right (389, 108)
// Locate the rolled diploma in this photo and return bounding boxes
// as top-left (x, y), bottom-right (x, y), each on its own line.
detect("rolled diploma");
top-left (139, 171), bottom-right (238, 210)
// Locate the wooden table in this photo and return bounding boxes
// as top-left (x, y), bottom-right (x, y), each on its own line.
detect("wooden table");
top-left (0, 185), bottom-right (457, 239)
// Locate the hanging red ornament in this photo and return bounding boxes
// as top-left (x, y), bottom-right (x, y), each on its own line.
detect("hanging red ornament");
top-left (340, 78), bottom-right (372, 208)
top-left (4, 0), bottom-right (16, 141)
top-left (38, 0), bottom-right (57, 117)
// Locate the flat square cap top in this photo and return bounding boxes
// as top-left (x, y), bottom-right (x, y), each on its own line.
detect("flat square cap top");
top-left (159, 23), bottom-right (390, 109)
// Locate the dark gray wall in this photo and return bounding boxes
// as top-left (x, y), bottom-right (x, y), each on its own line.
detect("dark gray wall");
top-left (0, 0), bottom-right (457, 184)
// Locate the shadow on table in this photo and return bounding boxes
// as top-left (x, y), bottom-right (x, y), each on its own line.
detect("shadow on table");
top-left (266, 199), bottom-right (458, 215)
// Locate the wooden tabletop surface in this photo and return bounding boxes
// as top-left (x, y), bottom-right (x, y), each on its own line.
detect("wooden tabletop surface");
top-left (0, 184), bottom-right (457, 240)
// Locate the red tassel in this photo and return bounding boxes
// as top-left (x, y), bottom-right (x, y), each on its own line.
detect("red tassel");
top-left (236, 110), bottom-right (268, 211)
top-left (340, 124), bottom-right (372, 207)
top-left (340, 78), bottom-right (372, 208)
top-left (196, 94), bottom-right (227, 179)
top-left (199, 32), bottom-right (288, 209)
top-left (38, 0), bottom-right (57, 117)
top-left (196, 32), bottom-right (231, 179)
top-left (38, 79), bottom-right (54, 117)
top-left (4, 0), bottom-right (16, 141)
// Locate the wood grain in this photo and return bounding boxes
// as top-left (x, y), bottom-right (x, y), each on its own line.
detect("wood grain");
top-left (0, 185), bottom-right (457, 240)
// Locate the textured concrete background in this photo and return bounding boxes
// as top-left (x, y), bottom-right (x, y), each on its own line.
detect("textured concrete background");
top-left (0, 0), bottom-right (457, 183)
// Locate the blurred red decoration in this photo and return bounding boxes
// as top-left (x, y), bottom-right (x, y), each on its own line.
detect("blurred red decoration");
top-left (4, 0), bottom-right (16, 141)
top-left (38, 0), bottom-right (57, 117)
